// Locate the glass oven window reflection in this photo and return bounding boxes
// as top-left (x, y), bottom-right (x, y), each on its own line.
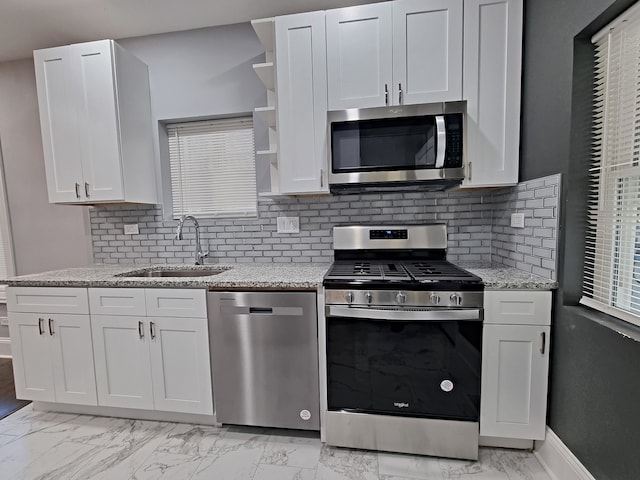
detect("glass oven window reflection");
top-left (326, 317), bottom-right (482, 422)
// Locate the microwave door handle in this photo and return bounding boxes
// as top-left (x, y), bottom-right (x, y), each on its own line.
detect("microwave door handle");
top-left (435, 115), bottom-right (446, 168)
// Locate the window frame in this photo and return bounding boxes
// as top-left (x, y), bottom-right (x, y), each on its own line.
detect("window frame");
top-left (580, 2), bottom-right (640, 327)
top-left (163, 116), bottom-right (258, 221)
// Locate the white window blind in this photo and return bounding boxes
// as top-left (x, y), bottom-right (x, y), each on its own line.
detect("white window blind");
top-left (582, 3), bottom-right (640, 326)
top-left (167, 117), bottom-right (257, 219)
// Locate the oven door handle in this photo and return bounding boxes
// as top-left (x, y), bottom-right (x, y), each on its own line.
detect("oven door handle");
top-left (327, 306), bottom-right (482, 322)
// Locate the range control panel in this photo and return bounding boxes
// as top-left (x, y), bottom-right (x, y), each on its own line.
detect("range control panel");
top-left (370, 229), bottom-right (408, 240)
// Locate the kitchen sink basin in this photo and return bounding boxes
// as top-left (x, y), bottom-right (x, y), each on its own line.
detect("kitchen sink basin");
top-left (120, 268), bottom-right (227, 278)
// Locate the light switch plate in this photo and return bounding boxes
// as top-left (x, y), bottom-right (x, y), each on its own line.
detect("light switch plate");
top-left (124, 224), bottom-right (139, 235)
top-left (0, 318), bottom-right (8, 326)
top-left (277, 216), bottom-right (300, 233)
top-left (510, 213), bottom-right (525, 229)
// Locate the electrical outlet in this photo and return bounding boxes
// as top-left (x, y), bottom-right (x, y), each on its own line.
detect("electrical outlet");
top-left (0, 318), bottom-right (8, 327)
top-left (277, 216), bottom-right (300, 233)
top-left (510, 213), bottom-right (525, 229)
top-left (124, 224), bottom-right (139, 235)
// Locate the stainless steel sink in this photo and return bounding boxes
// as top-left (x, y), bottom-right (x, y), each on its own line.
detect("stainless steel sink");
top-left (120, 268), bottom-right (226, 278)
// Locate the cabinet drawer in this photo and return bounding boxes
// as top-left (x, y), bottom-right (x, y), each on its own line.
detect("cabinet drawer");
top-left (484, 290), bottom-right (552, 326)
top-left (89, 288), bottom-right (146, 316)
top-left (145, 289), bottom-right (206, 318)
top-left (7, 287), bottom-right (89, 314)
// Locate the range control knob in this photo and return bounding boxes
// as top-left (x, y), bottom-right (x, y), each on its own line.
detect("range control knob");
top-left (430, 293), bottom-right (441, 305)
top-left (396, 292), bottom-right (407, 305)
top-left (449, 293), bottom-right (463, 306)
top-left (365, 292), bottom-right (373, 304)
top-left (345, 292), bottom-right (354, 304)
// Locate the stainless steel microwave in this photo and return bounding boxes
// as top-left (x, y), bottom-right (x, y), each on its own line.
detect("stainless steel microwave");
top-left (328, 101), bottom-right (466, 192)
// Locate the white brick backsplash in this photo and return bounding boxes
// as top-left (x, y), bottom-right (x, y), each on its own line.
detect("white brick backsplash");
top-left (490, 173), bottom-right (561, 280)
top-left (89, 174), bottom-right (560, 279)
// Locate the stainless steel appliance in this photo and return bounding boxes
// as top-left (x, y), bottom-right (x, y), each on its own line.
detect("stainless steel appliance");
top-left (208, 291), bottom-right (319, 430)
top-left (328, 102), bottom-right (466, 192)
top-left (323, 224), bottom-right (484, 460)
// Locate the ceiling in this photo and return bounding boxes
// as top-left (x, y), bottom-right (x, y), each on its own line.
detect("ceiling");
top-left (0, 0), bottom-right (378, 63)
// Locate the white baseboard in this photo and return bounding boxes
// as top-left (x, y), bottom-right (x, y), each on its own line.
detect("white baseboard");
top-left (34, 401), bottom-right (219, 426)
top-left (0, 337), bottom-right (10, 358)
top-left (534, 427), bottom-right (596, 480)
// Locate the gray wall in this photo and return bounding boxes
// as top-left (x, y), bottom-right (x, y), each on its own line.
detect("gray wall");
top-left (521, 1), bottom-right (640, 478)
top-left (117, 24), bottom-right (267, 206)
top-left (0, 59), bottom-right (92, 276)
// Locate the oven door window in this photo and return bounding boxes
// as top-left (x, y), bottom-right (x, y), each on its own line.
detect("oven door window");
top-left (330, 114), bottom-right (462, 173)
top-left (326, 317), bottom-right (481, 422)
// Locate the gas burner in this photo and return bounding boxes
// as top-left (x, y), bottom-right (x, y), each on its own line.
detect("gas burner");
top-left (323, 225), bottom-right (483, 293)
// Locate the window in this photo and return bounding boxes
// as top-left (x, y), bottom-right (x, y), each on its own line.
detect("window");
top-left (581, 3), bottom-right (640, 327)
top-left (167, 117), bottom-right (257, 219)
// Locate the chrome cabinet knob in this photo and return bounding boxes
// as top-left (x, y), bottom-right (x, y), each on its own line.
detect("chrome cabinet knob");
top-left (396, 292), bottom-right (407, 305)
top-left (449, 294), bottom-right (462, 306)
top-left (345, 292), bottom-right (354, 304)
top-left (430, 294), bottom-right (441, 305)
top-left (365, 292), bottom-right (373, 304)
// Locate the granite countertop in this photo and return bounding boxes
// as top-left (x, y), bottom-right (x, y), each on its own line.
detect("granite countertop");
top-left (2, 262), bottom-right (557, 291)
top-left (3, 263), bottom-right (330, 290)
top-left (459, 263), bottom-right (558, 290)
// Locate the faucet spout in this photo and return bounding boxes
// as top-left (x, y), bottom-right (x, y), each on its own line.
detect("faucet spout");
top-left (175, 215), bottom-right (209, 265)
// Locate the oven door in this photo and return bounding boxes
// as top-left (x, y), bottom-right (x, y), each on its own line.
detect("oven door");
top-left (326, 306), bottom-right (482, 422)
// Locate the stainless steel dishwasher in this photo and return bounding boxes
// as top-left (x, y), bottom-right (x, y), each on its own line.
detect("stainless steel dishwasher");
top-left (208, 291), bottom-right (319, 430)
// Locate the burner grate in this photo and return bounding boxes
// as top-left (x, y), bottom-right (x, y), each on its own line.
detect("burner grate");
top-left (326, 261), bottom-right (412, 281)
top-left (403, 261), bottom-right (477, 280)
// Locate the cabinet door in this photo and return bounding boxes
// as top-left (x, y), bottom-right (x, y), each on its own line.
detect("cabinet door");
top-left (49, 314), bottom-right (98, 406)
top-left (33, 47), bottom-right (85, 203)
top-left (276, 12), bottom-right (328, 194)
top-left (326, 3), bottom-right (393, 109)
top-left (480, 324), bottom-right (550, 440)
top-left (392, 0), bottom-right (463, 105)
top-left (8, 313), bottom-right (55, 402)
top-left (71, 40), bottom-right (125, 202)
top-left (462, 0), bottom-right (523, 187)
top-left (148, 317), bottom-right (213, 415)
top-left (91, 315), bottom-right (154, 410)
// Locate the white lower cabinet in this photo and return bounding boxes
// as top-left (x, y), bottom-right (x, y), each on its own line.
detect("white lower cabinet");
top-left (89, 288), bottom-right (213, 415)
top-left (148, 316), bottom-right (213, 415)
top-left (91, 315), bottom-right (154, 410)
top-left (480, 290), bottom-right (552, 441)
top-left (8, 286), bottom-right (213, 417)
top-left (9, 311), bottom-right (97, 405)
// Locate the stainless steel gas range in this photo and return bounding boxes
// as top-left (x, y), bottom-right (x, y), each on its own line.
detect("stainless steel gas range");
top-left (322, 224), bottom-right (484, 460)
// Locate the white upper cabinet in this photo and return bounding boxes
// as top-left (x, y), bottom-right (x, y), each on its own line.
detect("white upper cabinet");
top-left (326, 3), bottom-right (393, 110)
top-left (326, 0), bottom-right (462, 110)
top-left (34, 40), bottom-right (157, 204)
top-left (461, 0), bottom-right (523, 187)
top-left (393, 0), bottom-right (463, 105)
top-left (276, 11), bottom-right (329, 194)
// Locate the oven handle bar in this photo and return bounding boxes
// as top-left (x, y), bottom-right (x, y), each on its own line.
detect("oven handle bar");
top-left (327, 306), bottom-right (482, 322)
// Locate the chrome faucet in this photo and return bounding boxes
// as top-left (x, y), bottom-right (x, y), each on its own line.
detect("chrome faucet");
top-left (175, 215), bottom-right (209, 265)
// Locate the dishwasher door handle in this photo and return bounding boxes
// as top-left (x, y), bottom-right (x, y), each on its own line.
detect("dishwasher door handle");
top-left (249, 307), bottom-right (273, 314)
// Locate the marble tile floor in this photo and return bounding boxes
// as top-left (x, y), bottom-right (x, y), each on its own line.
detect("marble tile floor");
top-left (0, 405), bottom-right (552, 480)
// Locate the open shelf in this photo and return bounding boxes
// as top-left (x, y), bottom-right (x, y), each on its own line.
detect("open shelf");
top-left (253, 62), bottom-right (275, 91)
top-left (256, 147), bottom-right (278, 164)
top-left (251, 18), bottom-right (275, 52)
top-left (255, 106), bottom-right (276, 128)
